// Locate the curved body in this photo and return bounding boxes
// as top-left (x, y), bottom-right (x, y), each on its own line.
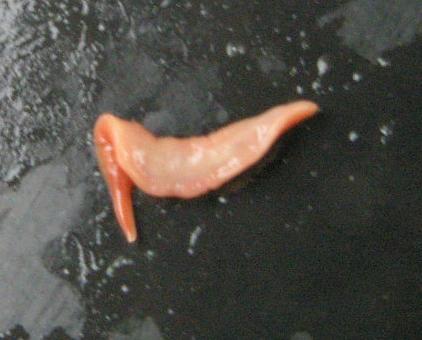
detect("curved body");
top-left (94, 100), bottom-right (318, 242)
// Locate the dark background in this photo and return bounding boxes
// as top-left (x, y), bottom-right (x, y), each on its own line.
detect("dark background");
top-left (0, 0), bottom-right (421, 339)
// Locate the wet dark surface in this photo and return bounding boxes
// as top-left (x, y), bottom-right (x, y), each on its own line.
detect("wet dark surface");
top-left (0, 0), bottom-right (421, 339)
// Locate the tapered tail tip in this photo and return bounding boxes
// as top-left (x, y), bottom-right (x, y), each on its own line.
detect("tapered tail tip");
top-left (120, 218), bottom-right (138, 243)
top-left (288, 100), bottom-right (320, 118)
top-left (126, 231), bottom-right (137, 243)
top-left (268, 100), bottom-right (319, 131)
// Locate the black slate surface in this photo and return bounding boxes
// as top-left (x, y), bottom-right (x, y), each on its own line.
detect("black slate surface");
top-left (0, 0), bottom-right (421, 339)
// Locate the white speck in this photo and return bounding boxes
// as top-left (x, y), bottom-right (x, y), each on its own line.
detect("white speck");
top-left (145, 250), bottom-right (156, 261)
top-left (379, 121), bottom-right (395, 145)
top-left (218, 196), bottom-right (228, 204)
top-left (289, 67), bottom-right (298, 76)
top-left (121, 284), bottom-right (130, 293)
top-left (98, 23), bottom-right (106, 31)
top-left (89, 251), bottom-right (100, 271)
top-left (286, 36), bottom-right (292, 42)
top-left (317, 56), bottom-right (329, 76)
top-left (348, 131), bottom-right (359, 142)
top-left (106, 257), bottom-right (134, 277)
top-left (95, 210), bottom-right (108, 222)
top-left (310, 170), bottom-right (318, 178)
top-left (167, 308), bottom-right (175, 315)
top-left (299, 30), bottom-right (306, 38)
top-left (348, 175), bottom-right (355, 182)
top-left (377, 57), bottom-right (390, 67)
top-left (63, 268), bottom-right (70, 275)
top-left (81, 0), bottom-right (89, 15)
top-left (200, 4), bottom-right (208, 17)
top-left (296, 85), bottom-right (304, 94)
top-left (226, 42), bottom-right (246, 57)
top-left (380, 123), bottom-right (394, 137)
top-left (73, 237), bottom-right (89, 287)
top-left (160, 0), bottom-right (172, 8)
top-left (301, 41), bottom-right (309, 50)
top-left (188, 225), bottom-right (203, 255)
top-left (352, 72), bottom-right (362, 82)
top-left (48, 21), bottom-right (59, 40)
top-left (312, 80), bottom-right (321, 92)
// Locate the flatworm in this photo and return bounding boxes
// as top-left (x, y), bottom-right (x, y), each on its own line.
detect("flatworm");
top-left (94, 100), bottom-right (318, 242)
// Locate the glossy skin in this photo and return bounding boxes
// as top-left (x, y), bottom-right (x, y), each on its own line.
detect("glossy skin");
top-left (94, 101), bottom-right (319, 242)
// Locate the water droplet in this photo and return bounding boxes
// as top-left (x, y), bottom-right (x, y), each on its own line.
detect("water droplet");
top-left (226, 42), bottom-right (246, 57)
top-left (377, 57), bottom-right (390, 67)
top-left (200, 4), bottom-right (208, 17)
top-left (348, 131), bottom-right (359, 142)
top-left (218, 196), bottom-right (228, 204)
top-left (317, 56), bottom-right (329, 76)
top-left (296, 85), bottom-right (304, 95)
top-left (352, 72), bottom-right (362, 82)
top-left (167, 308), bottom-right (175, 315)
top-left (380, 124), bottom-right (394, 137)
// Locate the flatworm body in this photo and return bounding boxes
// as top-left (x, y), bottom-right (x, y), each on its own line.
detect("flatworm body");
top-left (94, 100), bottom-right (318, 242)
